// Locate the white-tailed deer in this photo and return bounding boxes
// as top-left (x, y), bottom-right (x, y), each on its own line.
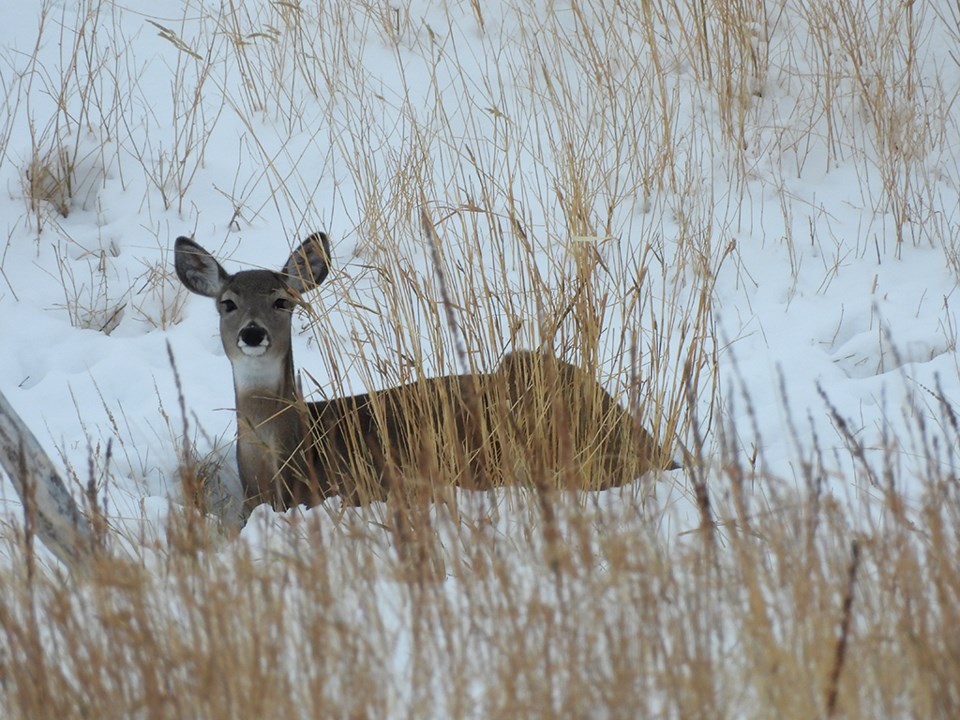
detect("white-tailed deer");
top-left (174, 233), bottom-right (678, 523)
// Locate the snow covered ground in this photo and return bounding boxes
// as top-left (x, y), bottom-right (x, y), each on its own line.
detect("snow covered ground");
top-left (1, 0), bottom-right (957, 557)
top-left (0, 0), bottom-right (958, 713)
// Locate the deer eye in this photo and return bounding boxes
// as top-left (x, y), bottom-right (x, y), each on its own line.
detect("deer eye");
top-left (273, 297), bottom-right (293, 311)
top-left (220, 299), bottom-right (237, 313)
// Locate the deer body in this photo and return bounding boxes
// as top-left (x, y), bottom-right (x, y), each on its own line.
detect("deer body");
top-left (175, 233), bottom-right (677, 518)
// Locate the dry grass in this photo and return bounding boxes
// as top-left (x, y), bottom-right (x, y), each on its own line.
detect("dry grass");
top-left (2, 420), bottom-right (959, 718)
top-left (1, 0), bottom-right (959, 717)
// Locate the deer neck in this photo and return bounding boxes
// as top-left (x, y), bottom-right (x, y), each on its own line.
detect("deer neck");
top-left (232, 350), bottom-right (308, 508)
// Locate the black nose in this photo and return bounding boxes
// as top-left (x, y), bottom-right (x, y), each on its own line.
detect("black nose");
top-left (239, 324), bottom-right (268, 347)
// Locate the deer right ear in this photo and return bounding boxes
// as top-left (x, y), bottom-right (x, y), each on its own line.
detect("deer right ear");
top-left (174, 237), bottom-right (230, 298)
top-left (282, 232), bottom-right (331, 294)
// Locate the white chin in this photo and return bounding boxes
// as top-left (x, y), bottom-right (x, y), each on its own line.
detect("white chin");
top-left (239, 344), bottom-right (269, 357)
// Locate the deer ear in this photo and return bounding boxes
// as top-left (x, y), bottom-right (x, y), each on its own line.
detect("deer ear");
top-left (282, 232), bottom-right (331, 294)
top-left (175, 237), bottom-right (230, 298)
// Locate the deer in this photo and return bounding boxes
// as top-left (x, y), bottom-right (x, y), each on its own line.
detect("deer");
top-left (174, 232), bottom-right (679, 547)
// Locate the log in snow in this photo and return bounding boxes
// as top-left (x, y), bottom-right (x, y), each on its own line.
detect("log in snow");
top-left (0, 389), bottom-right (93, 576)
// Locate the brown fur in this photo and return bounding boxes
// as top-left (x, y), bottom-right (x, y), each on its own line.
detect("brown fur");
top-left (242, 351), bottom-right (678, 512)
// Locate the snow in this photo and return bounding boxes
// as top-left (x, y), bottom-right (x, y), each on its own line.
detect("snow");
top-left (0, 0), bottom-right (955, 541)
top-left (0, 0), bottom-right (958, 709)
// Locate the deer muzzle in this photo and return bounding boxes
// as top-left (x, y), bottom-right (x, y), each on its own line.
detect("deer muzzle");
top-left (238, 323), bottom-right (270, 356)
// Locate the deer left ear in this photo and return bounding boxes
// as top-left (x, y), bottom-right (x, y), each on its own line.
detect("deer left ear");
top-left (282, 232), bottom-right (331, 294)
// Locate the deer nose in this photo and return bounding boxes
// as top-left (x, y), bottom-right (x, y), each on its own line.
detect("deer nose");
top-left (238, 323), bottom-right (269, 352)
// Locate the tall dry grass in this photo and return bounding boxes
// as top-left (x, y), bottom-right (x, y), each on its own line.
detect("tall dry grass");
top-left (3, 408), bottom-right (959, 718)
top-left (1, 0), bottom-right (958, 717)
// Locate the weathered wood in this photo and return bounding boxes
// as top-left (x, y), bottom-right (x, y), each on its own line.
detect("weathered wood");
top-left (0, 389), bottom-right (93, 575)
